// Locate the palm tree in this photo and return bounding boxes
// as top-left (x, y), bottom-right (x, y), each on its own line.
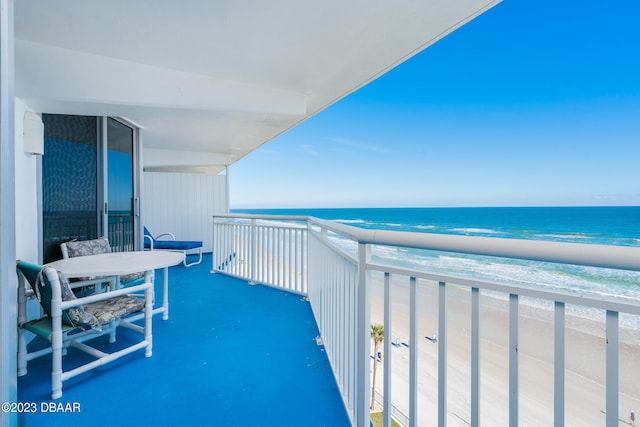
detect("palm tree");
top-left (370, 323), bottom-right (384, 410)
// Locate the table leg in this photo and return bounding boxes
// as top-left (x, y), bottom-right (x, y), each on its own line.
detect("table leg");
top-left (162, 267), bottom-right (169, 320)
top-left (143, 268), bottom-right (169, 320)
top-left (145, 270), bottom-right (154, 307)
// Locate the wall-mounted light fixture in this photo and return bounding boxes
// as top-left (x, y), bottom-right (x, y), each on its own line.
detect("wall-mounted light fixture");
top-left (23, 111), bottom-right (44, 155)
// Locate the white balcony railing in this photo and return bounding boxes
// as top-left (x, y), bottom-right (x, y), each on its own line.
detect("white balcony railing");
top-left (212, 213), bottom-right (640, 427)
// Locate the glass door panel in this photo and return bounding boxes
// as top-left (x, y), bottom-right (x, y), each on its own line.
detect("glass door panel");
top-left (42, 114), bottom-right (99, 263)
top-left (106, 118), bottom-right (135, 252)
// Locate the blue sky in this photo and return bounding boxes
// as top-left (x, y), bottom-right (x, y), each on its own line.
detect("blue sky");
top-left (230, 0), bottom-right (640, 209)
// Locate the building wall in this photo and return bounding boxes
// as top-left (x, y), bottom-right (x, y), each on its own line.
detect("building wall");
top-left (142, 171), bottom-right (227, 253)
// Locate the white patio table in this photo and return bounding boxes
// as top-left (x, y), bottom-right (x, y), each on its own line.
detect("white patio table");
top-left (48, 250), bottom-right (184, 320)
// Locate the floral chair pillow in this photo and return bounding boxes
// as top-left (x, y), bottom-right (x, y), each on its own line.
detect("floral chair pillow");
top-left (36, 267), bottom-right (98, 329)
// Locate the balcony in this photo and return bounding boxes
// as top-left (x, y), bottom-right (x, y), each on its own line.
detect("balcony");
top-left (17, 213), bottom-right (640, 427)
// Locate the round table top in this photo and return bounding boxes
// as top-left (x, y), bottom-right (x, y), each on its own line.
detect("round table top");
top-left (47, 250), bottom-right (185, 278)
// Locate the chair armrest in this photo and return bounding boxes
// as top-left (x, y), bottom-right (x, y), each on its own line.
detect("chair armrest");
top-left (144, 234), bottom-right (154, 250)
top-left (60, 242), bottom-right (69, 259)
top-left (60, 282), bottom-right (152, 310)
top-left (155, 232), bottom-right (176, 241)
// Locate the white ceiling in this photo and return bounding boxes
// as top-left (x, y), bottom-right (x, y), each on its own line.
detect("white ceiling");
top-left (15, 0), bottom-right (500, 173)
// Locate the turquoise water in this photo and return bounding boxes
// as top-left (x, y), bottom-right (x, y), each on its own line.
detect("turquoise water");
top-left (235, 207), bottom-right (640, 306)
top-left (235, 206), bottom-right (640, 247)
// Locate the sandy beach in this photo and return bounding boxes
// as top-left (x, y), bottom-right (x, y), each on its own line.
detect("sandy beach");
top-left (369, 274), bottom-right (640, 426)
top-left (236, 221), bottom-right (640, 424)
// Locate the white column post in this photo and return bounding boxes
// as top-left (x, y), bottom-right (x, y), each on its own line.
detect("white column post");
top-left (409, 276), bottom-right (418, 427)
top-left (438, 281), bottom-right (447, 427)
top-left (605, 310), bottom-right (619, 427)
top-left (249, 218), bottom-right (257, 284)
top-left (224, 165), bottom-right (230, 214)
top-left (554, 301), bottom-right (565, 427)
top-left (383, 272), bottom-right (392, 427)
top-left (356, 243), bottom-right (371, 427)
top-left (0, 0), bottom-right (17, 423)
top-left (211, 216), bottom-right (217, 273)
top-left (471, 287), bottom-right (481, 427)
top-left (509, 294), bottom-right (519, 427)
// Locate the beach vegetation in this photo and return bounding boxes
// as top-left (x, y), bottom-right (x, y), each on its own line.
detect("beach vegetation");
top-left (370, 323), bottom-right (384, 410)
top-left (370, 412), bottom-right (402, 427)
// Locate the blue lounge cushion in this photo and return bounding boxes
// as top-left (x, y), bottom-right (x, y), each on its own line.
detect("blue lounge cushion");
top-left (145, 240), bottom-right (202, 250)
top-left (143, 227), bottom-right (202, 250)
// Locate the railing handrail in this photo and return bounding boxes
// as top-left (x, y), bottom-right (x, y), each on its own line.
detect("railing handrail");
top-left (368, 260), bottom-right (640, 315)
top-left (215, 213), bottom-right (640, 272)
top-left (214, 213), bottom-right (309, 222)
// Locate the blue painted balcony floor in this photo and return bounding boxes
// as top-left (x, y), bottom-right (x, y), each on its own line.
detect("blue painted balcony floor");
top-left (18, 254), bottom-right (350, 427)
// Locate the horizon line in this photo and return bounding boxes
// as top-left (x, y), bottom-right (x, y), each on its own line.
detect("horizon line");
top-left (231, 204), bottom-right (640, 210)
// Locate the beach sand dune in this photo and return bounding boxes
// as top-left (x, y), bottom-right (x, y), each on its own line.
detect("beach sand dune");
top-left (369, 275), bottom-right (640, 426)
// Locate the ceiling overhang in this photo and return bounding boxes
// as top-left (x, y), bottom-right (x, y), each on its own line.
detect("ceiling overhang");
top-left (14, 0), bottom-right (501, 174)
top-left (16, 40), bottom-right (307, 117)
top-left (143, 148), bottom-right (231, 174)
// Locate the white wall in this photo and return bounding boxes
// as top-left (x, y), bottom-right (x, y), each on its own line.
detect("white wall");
top-left (12, 98), bottom-right (42, 393)
top-left (14, 98), bottom-right (40, 262)
top-left (142, 172), bottom-right (227, 253)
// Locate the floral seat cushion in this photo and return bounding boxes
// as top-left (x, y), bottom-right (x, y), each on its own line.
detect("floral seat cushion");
top-left (84, 296), bottom-right (145, 326)
top-left (36, 266), bottom-right (145, 329)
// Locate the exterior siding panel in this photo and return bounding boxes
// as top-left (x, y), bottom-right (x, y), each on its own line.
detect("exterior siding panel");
top-left (142, 172), bottom-right (227, 253)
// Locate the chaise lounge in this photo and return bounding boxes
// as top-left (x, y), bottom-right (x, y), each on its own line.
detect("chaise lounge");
top-left (143, 227), bottom-right (203, 267)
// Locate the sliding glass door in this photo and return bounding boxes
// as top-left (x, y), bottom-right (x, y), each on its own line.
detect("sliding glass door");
top-left (42, 114), bottom-right (140, 262)
top-left (106, 118), bottom-right (137, 252)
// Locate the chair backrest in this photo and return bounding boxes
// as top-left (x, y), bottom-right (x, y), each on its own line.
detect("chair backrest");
top-left (16, 260), bottom-right (42, 291)
top-left (16, 261), bottom-right (75, 327)
top-left (143, 227), bottom-right (154, 242)
top-left (61, 238), bottom-right (112, 259)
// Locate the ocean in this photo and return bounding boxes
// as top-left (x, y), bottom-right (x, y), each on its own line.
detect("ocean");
top-left (233, 206), bottom-right (640, 323)
top-left (234, 206), bottom-right (640, 246)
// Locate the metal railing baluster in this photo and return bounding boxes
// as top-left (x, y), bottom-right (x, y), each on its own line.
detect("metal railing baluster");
top-left (606, 310), bottom-right (619, 427)
top-left (471, 287), bottom-right (480, 427)
top-left (554, 301), bottom-right (565, 427)
top-left (409, 276), bottom-right (417, 427)
top-left (509, 293), bottom-right (519, 427)
top-left (383, 272), bottom-right (392, 427)
top-left (438, 281), bottom-right (447, 427)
